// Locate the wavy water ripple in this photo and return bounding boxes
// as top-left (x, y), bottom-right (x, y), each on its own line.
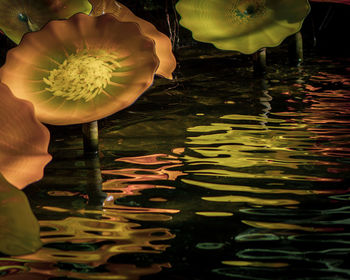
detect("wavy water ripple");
top-left (0, 152), bottom-right (182, 279)
top-left (181, 70), bottom-right (350, 279)
top-left (1, 54), bottom-right (349, 279)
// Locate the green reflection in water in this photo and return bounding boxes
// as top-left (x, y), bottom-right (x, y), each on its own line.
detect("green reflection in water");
top-left (0, 152), bottom-right (180, 279)
top-left (202, 195), bottom-right (299, 206)
top-left (183, 109), bottom-right (344, 192)
top-left (183, 178), bottom-right (316, 195)
top-left (0, 174), bottom-right (42, 256)
top-left (1, 52), bottom-right (350, 279)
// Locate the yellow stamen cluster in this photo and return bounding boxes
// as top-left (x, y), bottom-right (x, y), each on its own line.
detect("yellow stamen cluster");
top-left (43, 49), bottom-right (120, 102)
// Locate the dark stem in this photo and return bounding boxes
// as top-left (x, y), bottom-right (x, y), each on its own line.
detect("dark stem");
top-left (288, 32), bottom-right (303, 66)
top-left (82, 120), bottom-right (99, 156)
top-left (85, 156), bottom-right (106, 212)
top-left (252, 48), bottom-right (267, 75)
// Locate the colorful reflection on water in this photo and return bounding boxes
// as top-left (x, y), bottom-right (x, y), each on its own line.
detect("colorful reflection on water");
top-left (1, 51), bottom-right (350, 279)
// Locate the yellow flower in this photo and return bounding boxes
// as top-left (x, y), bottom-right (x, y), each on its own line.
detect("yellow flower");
top-left (176, 0), bottom-right (311, 54)
top-left (89, 0), bottom-right (176, 79)
top-left (0, 0), bottom-right (92, 44)
top-left (0, 13), bottom-right (160, 125)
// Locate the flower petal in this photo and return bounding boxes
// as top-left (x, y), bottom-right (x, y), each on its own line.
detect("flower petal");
top-left (0, 82), bottom-right (51, 189)
top-left (0, 0), bottom-right (92, 44)
top-left (89, 0), bottom-right (176, 79)
top-left (176, 0), bottom-right (311, 54)
top-left (0, 13), bottom-right (160, 125)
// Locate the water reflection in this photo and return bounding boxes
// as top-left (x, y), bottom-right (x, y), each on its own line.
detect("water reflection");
top-left (179, 69), bottom-right (350, 278)
top-left (0, 152), bottom-right (181, 279)
top-left (1, 54), bottom-right (350, 279)
top-left (0, 175), bottom-right (42, 256)
top-left (183, 87), bottom-right (348, 189)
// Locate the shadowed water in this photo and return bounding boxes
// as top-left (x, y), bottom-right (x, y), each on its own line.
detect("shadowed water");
top-left (1, 48), bottom-right (350, 279)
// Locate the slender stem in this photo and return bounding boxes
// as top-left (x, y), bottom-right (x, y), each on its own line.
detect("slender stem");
top-left (85, 156), bottom-right (106, 211)
top-left (289, 32), bottom-right (303, 66)
top-left (82, 120), bottom-right (99, 156)
top-left (82, 123), bottom-right (105, 212)
top-left (252, 48), bottom-right (267, 75)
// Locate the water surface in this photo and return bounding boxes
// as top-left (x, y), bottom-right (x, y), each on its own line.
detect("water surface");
top-left (1, 47), bottom-right (350, 280)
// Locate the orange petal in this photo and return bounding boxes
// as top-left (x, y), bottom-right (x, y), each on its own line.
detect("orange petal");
top-left (0, 82), bottom-right (51, 189)
top-left (89, 0), bottom-right (176, 79)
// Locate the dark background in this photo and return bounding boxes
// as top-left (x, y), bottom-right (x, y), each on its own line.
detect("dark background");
top-left (1, 0), bottom-right (349, 67)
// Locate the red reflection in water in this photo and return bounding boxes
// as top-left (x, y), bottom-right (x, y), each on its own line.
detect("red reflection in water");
top-left (102, 164), bottom-right (185, 182)
top-left (297, 72), bottom-right (350, 160)
top-left (103, 182), bottom-right (174, 197)
top-left (1, 152), bottom-right (184, 279)
top-left (106, 153), bottom-right (186, 183)
top-left (305, 85), bottom-right (322, 92)
top-left (116, 153), bottom-right (181, 165)
top-left (103, 202), bottom-right (179, 214)
top-left (310, 72), bottom-right (350, 86)
top-left (102, 152), bottom-right (185, 213)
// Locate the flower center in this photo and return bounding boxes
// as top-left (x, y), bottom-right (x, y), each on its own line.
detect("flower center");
top-left (43, 49), bottom-right (120, 102)
top-left (17, 13), bottom-right (28, 22)
top-left (229, 0), bottom-right (266, 24)
top-left (17, 12), bottom-right (39, 31)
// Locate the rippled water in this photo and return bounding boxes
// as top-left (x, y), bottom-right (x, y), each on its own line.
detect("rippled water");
top-left (1, 48), bottom-right (350, 279)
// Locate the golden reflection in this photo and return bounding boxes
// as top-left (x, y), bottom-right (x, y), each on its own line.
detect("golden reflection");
top-left (196, 212), bottom-right (233, 217)
top-left (182, 86), bottom-right (349, 217)
top-left (40, 205), bottom-right (176, 221)
top-left (149, 197), bottom-right (168, 202)
top-left (103, 204), bottom-right (179, 215)
top-left (17, 216), bottom-right (175, 262)
top-left (183, 102), bottom-right (344, 206)
top-left (11, 212), bottom-right (174, 278)
top-left (203, 196), bottom-right (299, 206)
top-left (184, 178), bottom-right (315, 195)
top-left (2, 152), bottom-right (183, 279)
top-left (185, 115), bottom-right (324, 172)
top-left (186, 169), bottom-right (339, 182)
